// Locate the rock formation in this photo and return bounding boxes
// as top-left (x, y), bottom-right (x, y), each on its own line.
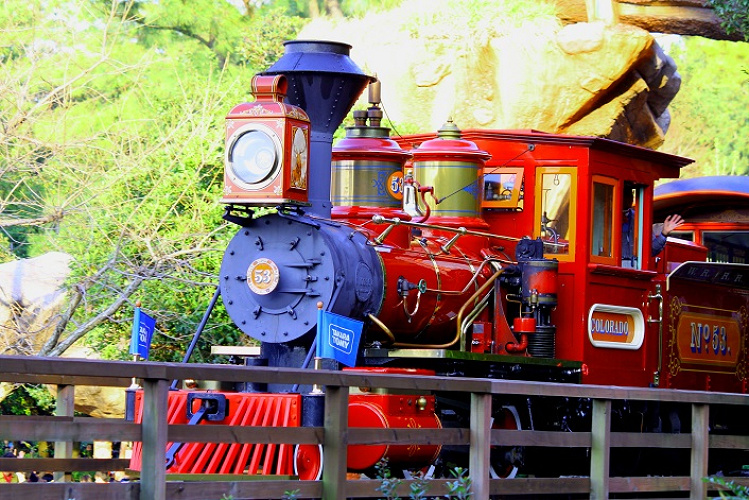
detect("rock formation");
top-left (299, 8), bottom-right (681, 148)
top-left (0, 252), bottom-right (72, 355)
top-left (49, 345), bottom-right (126, 418)
top-left (0, 253), bottom-right (126, 417)
top-left (556, 0), bottom-right (744, 41)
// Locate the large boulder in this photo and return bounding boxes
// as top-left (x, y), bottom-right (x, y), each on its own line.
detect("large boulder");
top-left (299, 12), bottom-right (680, 148)
top-left (556, 0), bottom-right (744, 41)
top-left (0, 252), bottom-right (72, 355)
top-left (49, 345), bottom-right (126, 419)
top-left (0, 254), bottom-right (126, 417)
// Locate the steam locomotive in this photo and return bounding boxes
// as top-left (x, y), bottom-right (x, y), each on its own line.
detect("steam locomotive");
top-left (130, 40), bottom-right (749, 480)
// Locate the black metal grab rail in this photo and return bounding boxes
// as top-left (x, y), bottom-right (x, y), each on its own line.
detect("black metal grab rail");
top-left (0, 354), bottom-right (748, 499)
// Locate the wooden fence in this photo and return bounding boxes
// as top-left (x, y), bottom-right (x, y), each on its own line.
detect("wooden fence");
top-left (0, 355), bottom-right (748, 499)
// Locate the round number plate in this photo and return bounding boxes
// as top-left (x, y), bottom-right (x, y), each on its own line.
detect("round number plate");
top-left (246, 258), bottom-right (280, 295)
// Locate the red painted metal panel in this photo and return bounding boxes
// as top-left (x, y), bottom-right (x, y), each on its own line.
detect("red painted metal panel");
top-left (129, 391), bottom-right (301, 476)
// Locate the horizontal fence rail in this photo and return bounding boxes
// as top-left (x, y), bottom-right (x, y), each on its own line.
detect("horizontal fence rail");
top-left (0, 355), bottom-right (747, 499)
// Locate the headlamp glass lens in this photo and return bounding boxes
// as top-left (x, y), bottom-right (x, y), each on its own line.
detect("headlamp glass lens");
top-left (230, 130), bottom-right (279, 185)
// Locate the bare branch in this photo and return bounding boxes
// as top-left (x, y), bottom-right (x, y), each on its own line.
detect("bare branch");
top-left (0, 210), bottom-right (65, 228)
top-left (37, 284), bottom-right (84, 357)
top-left (143, 24), bottom-right (213, 49)
top-left (241, 0), bottom-right (255, 17)
top-left (6, 55), bottom-right (111, 134)
top-left (46, 274), bottom-right (145, 357)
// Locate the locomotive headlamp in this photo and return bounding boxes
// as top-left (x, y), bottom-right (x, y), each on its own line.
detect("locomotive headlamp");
top-left (221, 74), bottom-right (310, 206)
top-left (226, 124), bottom-right (282, 189)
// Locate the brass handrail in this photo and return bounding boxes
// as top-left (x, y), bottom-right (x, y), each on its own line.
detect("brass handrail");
top-left (367, 269), bottom-right (502, 350)
top-left (457, 270), bottom-right (503, 351)
top-left (459, 292), bottom-right (492, 352)
top-left (647, 283), bottom-right (663, 386)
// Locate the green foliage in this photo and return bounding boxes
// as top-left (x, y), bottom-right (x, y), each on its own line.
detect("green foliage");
top-left (402, 0), bottom-right (557, 44)
top-left (661, 36), bottom-right (749, 177)
top-left (705, 476), bottom-right (749, 499)
top-left (282, 489), bottom-right (301, 500)
top-left (271, 0), bottom-right (406, 18)
top-left (341, 0), bottom-right (407, 17)
top-left (0, 385), bottom-right (55, 416)
top-left (0, 234), bottom-right (15, 262)
top-left (444, 467), bottom-right (472, 499)
top-left (375, 459), bottom-right (474, 499)
top-left (235, 6), bottom-right (308, 70)
top-left (24, 53), bottom-right (246, 358)
top-left (407, 470), bottom-right (429, 499)
top-left (0, 0), bottom-right (297, 362)
top-left (375, 459), bottom-right (404, 500)
top-left (92, 0), bottom-right (252, 66)
top-left (708, 0), bottom-right (749, 40)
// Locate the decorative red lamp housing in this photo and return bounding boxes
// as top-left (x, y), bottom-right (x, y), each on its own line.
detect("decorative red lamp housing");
top-left (221, 74), bottom-right (311, 206)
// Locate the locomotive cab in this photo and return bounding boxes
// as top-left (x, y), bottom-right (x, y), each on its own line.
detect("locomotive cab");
top-left (406, 131), bottom-right (747, 395)
top-left (421, 131), bottom-right (694, 388)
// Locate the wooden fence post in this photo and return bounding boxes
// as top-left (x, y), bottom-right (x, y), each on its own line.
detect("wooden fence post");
top-left (53, 384), bottom-right (74, 482)
top-left (590, 399), bottom-right (611, 499)
top-left (140, 378), bottom-right (169, 500)
top-left (470, 392), bottom-right (492, 499)
top-left (690, 403), bottom-right (709, 500)
top-left (322, 385), bottom-right (349, 500)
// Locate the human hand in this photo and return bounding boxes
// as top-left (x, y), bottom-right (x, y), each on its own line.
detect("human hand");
top-left (661, 214), bottom-right (684, 236)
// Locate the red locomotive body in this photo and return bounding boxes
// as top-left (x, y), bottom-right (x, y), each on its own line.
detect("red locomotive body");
top-left (129, 40), bottom-right (749, 480)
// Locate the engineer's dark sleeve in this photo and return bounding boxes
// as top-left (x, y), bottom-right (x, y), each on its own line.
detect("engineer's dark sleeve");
top-left (652, 232), bottom-right (667, 256)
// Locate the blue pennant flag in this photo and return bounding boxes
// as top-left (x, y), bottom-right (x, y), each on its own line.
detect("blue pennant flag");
top-left (130, 308), bottom-right (156, 359)
top-left (316, 310), bottom-right (364, 367)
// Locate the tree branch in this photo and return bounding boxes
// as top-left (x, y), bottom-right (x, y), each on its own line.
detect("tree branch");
top-left (46, 274), bottom-right (145, 357)
top-left (7, 55), bottom-right (110, 133)
top-left (143, 24), bottom-right (213, 49)
top-left (37, 284), bottom-right (84, 357)
top-left (0, 210), bottom-right (65, 228)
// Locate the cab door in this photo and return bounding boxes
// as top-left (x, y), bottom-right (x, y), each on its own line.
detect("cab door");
top-left (584, 179), bottom-right (660, 387)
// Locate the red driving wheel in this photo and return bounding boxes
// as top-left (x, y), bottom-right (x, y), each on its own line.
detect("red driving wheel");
top-left (490, 405), bottom-right (522, 479)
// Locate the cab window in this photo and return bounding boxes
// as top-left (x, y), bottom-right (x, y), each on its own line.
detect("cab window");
top-left (703, 231), bottom-right (749, 263)
top-left (482, 167), bottom-right (524, 210)
top-left (591, 176), bottom-right (616, 263)
top-left (535, 167), bottom-right (576, 260)
top-left (621, 182), bottom-right (646, 269)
